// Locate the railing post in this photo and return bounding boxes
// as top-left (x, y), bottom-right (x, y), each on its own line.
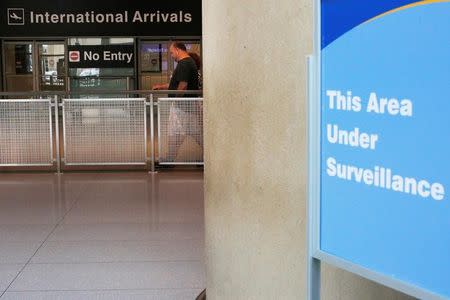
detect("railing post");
top-left (149, 94), bottom-right (156, 173)
top-left (126, 76), bottom-right (130, 92)
top-left (54, 95), bottom-right (61, 174)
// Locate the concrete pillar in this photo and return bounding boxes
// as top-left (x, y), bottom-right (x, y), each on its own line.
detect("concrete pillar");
top-left (202, 0), bottom-right (415, 299)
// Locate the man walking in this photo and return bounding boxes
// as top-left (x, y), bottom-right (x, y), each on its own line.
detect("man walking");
top-left (153, 42), bottom-right (199, 93)
top-left (153, 42), bottom-right (201, 162)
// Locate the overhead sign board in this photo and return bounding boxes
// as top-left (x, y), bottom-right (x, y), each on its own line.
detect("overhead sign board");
top-left (0, 0), bottom-right (201, 37)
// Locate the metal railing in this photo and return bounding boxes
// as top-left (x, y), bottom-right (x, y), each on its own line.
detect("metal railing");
top-left (158, 98), bottom-right (203, 165)
top-left (0, 90), bottom-right (203, 172)
top-left (62, 98), bottom-right (147, 165)
top-left (0, 99), bottom-right (54, 166)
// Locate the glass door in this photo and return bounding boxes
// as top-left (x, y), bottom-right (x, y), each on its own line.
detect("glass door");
top-left (37, 42), bottom-right (66, 91)
top-left (2, 40), bottom-right (67, 92)
top-left (138, 40), bottom-right (201, 90)
top-left (68, 37), bottom-right (135, 97)
top-left (139, 41), bottom-right (170, 90)
top-left (3, 41), bottom-right (34, 92)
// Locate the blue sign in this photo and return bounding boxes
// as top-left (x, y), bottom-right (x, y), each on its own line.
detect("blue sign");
top-left (320, 0), bottom-right (450, 298)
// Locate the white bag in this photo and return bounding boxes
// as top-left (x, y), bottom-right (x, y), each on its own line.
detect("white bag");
top-left (168, 103), bottom-right (186, 136)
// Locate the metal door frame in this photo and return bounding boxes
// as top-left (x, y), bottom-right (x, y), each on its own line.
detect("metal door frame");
top-left (1, 39), bottom-right (67, 93)
top-left (2, 40), bottom-right (36, 92)
top-left (35, 40), bottom-right (68, 92)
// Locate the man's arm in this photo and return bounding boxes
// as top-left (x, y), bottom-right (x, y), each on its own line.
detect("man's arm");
top-left (152, 83), bottom-right (169, 90)
top-left (177, 81), bottom-right (188, 90)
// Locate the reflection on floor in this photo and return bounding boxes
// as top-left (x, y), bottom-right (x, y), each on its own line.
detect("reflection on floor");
top-left (0, 171), bottom-right (205, 300)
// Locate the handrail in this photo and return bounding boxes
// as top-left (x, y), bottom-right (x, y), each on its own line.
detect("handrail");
top-left (0, 94), bottom-right (204, 170)
top-left (70, 76), bottom-right (134, 79)
top-left (0, 90), bottom-right (203, 96)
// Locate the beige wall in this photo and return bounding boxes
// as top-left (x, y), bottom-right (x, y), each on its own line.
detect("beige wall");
top-left (202, 0), bottom-right (415, 299)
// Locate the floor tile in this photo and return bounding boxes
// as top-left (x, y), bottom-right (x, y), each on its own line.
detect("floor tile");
top-left (0, 264), bottom-right (24, 292)
top-left (10, 262), bottom-right (205, 291)
top-left (61, 175), bottom-right (204, 225)
top-left (2, 289), bottom-right (203, 300)
top-left (48, 223), bottom-right (204, 242)
top-left (0, 171), bottom-right (205, 297)
top-left (0, 225), bottom-right (54, 242)
top-left (62, 198), bottom-right (155, 224)
top-left (31, 240), bottom-right (204, 263)
top-left (0, 242), bottom-right (42, 264)
top-left (0, 175), bottom-right (87, 225)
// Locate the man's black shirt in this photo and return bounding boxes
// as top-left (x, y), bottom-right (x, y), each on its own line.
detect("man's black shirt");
top-left (168, 57), bottom-right (199, 97)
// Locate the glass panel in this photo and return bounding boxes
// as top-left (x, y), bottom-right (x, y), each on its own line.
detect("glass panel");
top-left (186, 43), bottom-right (201, 55)
top-left (70, 77), bottom-right (130, 91)
top-left (4, 43), bottom-right (34, 92)
top-left (172, 42), bottom-right (201, 70)
top-left (68, 38), bottom-right (102, 46)
top-left (68, 38), bottom-right (135, 94)
top-left (140, 43), bottom-right (169, 72)
top-left (4, 43), bottom-right (33, 75)
top-left (139, 42), bottom-right (169, 90)
top-left (38, 43), bottom-right (66, 91)
top-left (39, 44), bottom-right (64, 56)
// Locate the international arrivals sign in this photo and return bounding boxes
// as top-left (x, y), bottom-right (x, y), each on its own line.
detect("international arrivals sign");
top-left (0, 0), bottom-right (201, 37)
top-left (27, 11), bottom-right (192, 25)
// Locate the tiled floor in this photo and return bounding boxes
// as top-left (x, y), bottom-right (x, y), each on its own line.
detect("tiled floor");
top-left (0, 171), bottom-right (205, 300)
